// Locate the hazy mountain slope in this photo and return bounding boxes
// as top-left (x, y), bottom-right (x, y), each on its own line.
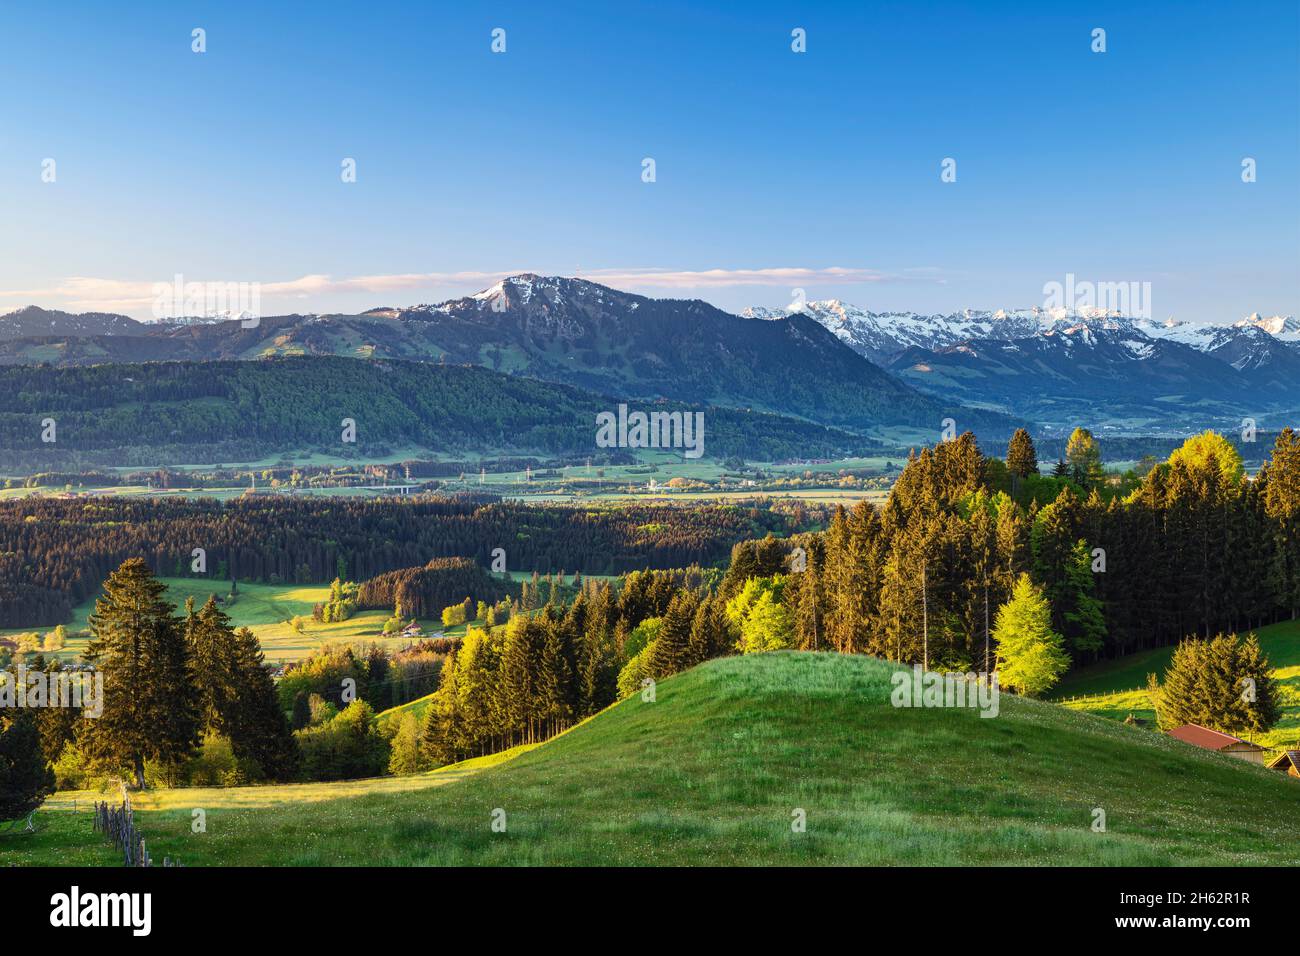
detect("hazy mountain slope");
top-left (0, 305), bottom-right (147, 341)
top-left (886, 324), bottom-right (1291, 428)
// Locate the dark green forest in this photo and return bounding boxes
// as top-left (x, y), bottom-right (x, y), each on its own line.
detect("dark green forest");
top-left (0, 495), bottom-right (807, 627)
top-left (0, 356), bottom-right (886, 469)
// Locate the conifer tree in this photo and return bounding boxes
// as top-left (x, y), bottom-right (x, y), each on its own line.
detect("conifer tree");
top-left (538, 624), bottom-right (573, 738)
top-left (1264, 428), bottom-right (1300, 618)
top-left (650, 590), bottom-right (700, 675)
top-left (792, 537), bottom-right (825, 651)
top-left (993, 574), bottom-right (1069, 697)
top-left (291, 691), bottom-right (311, 730)
top-left (388, 711), bottom-right (423, 775)
top-left (1060, 540), bottom-right (1106, 661)
top-left (79, 558), bottom-right (199, 788)
top-left (227, 626), bottom-right (299, 780)
top-left (1151, 633), bottom-right (1280, 736)
top-left (1006, 428), bottom-right (1039, 479)
top-left (0, 711), bottom-right (55, 822)
top-left (186, 595), bottom-right (237, 734)
top-left (423, 648), bottom-right (464, 765)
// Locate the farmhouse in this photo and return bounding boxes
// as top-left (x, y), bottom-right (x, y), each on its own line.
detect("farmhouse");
top-left (1266, 750), bottom-right (1300, 778)
top-left (1166, 723), bottom-right (1268, 765)
top-left (400, 622), bottom-right (423, 638)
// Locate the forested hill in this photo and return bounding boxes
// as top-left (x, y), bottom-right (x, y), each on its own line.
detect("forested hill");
top-left (0, 356), bottom-right (887, 470)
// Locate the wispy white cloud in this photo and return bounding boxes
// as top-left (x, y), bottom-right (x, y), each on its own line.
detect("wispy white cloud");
top-left (574, 267), bottom-right (904, 289)
top-left (0, 266), bottom-right (931, 313)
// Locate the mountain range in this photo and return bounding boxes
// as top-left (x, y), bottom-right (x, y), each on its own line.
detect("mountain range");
top-left (744, 300), bottom-right (1300, 430)
top-left (0, 276), bottom-right (1006, 440)
top-left (3, 275), bottom-right (1294, 435)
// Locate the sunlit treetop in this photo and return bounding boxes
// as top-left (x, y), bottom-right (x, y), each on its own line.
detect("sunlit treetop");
top-left (1168, 430), bottom-right (1244, 485)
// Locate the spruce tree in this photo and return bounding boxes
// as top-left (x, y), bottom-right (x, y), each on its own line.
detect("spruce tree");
top-left (537, 624), bottom-right (573, 738)
top-left (1060, 539), bottom-right (1107, 661)
top-left (1006, 428), bottom-right (1039, 478)
top-left (1152, 633), bottom-right (1281, 736)
top-left (650, 591), bottom-right (699, 675)
top-left (79, 558), bottom-right (199, 789)
top-left (186, 595), bottom-right (237, 734)
top-left (227, 626), bottom-right (299, 780)
top-left (1264, 428), bottom-right (1300, 618)
top-left (388, 711), bottom-right (423, 775)
top-left (291, 691), bottom-right (311, 730)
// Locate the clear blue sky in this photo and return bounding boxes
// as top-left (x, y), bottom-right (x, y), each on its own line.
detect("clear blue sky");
top-left (1, 0), bottom-right (1296, 321)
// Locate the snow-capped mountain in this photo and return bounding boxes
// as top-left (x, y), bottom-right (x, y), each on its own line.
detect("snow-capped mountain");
top-left (741, 298), bottom-right (1300, 428)
top-left (743, 298), bottom-right (1298, 371)
top-left (0, 275), bottom-right (1009, 435)
top-left (1129, 315), bottom-right (1300, 377)
top-left (742, 300), bottom-right (1137, 365)
top-left (152, 310), bottom-right (260, 326)
top-left (1235, 312), bottom-right (1300, 341)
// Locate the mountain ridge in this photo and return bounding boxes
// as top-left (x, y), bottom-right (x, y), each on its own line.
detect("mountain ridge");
top-left (742, 299), bottom-right (1300, 429)
top-left (0, 275), bottom-right (1013, 437)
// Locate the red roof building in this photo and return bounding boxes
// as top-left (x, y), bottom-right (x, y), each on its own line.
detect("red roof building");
top-left (1167, 723), bottom-right (1268, 765)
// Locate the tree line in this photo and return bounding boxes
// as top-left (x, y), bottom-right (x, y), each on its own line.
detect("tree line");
top-left (356, 557), bottom-right (511, 619)
top-left (746, 427), bottom-right (1300, 672)
top-left (420, 566), bottom-right (726, 765)
top-left (0, 496), bottom-right (801, 627)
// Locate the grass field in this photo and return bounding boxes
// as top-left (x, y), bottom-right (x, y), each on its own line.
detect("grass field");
top-left (375, 691), bottom-right (439, 733)
top-left (1051, 618), bottom-right (1300, 753)
top-left (1, 578), bottom-right (457, 663)
top-left (12, 651), bottom-right (1298, 866)
top-left (1, 570), bottom-right (606, 664)
top-left (2, 747), bottom-right (532, 867)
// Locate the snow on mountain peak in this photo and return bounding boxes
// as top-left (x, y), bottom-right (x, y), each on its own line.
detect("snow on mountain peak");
top-left (1235, 312), bottom-right (1300, 340)
top-left (740, 295), bottom-right (1300, 368)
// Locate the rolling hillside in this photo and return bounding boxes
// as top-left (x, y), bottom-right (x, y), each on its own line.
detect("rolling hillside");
top-left (27, 652), bottom-right (1300, 866)
top-left (1052, 618), bottom-right (1300, 753)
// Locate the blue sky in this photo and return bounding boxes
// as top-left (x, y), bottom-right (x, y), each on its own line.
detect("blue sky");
top-left (0, 0), bottom-right (1296, 321)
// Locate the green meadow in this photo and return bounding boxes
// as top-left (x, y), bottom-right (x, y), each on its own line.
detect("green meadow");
top-left (1, 577), bottom-right (456, 664)
top-left (12, 652), bottom-right (1298, 867)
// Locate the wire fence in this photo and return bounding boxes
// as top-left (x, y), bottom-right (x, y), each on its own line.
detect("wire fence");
top-left (90, 784), bottom-right (181, 867)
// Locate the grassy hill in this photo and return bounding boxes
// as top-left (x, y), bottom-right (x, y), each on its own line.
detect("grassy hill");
top-left (18, 652), bottom-right (1299, 866)
top-left (1052, 618), bottom-right (1300, 753)
top-left (376, 691), bottom-right (439, 733)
